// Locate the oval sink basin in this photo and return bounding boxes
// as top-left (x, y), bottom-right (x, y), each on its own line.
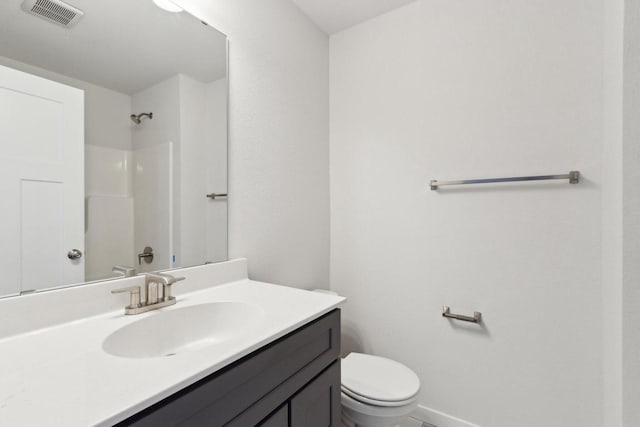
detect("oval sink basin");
top-left (103, 302), bottom-right (264, 358)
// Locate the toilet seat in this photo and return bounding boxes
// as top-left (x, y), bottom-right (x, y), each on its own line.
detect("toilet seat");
top-left (341, 353), bottom-right (420, 407)
top-left (341, 385), bottom-right (417, 407)
top-left (341, 390), bottom-right (417, 418)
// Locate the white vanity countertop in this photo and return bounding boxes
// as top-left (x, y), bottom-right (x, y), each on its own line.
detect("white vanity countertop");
top-left (0, 279), bottom-right (345, 427)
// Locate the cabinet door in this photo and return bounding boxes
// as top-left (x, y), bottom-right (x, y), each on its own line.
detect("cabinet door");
top-left (290, 361), bottom-right (341, 427)
top-left (258, 404), bottom-right (288, 427)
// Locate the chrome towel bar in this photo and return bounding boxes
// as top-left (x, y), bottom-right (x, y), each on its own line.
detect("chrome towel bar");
top-left (442, 306), bottom-right (482, 323)
top-left (430, 171), bottom-right (580, 190)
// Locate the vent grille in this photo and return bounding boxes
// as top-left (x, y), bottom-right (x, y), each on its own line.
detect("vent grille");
top-left (32, 0), bottom-right (76, 25)
top-left (21, 0), bottom-right (84, 28)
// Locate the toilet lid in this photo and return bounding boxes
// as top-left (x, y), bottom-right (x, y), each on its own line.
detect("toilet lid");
top-left (341, 353), bottom-right (420, 404)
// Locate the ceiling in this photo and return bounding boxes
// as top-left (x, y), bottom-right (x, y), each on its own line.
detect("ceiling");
top-left (0, 0), bottom-right (227, 94)
top-left (290, 0), bottom-right (417, 34)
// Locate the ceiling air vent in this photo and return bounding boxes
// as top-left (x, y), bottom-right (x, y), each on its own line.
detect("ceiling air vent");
top-left (21, 0), bottom-right (84, 28)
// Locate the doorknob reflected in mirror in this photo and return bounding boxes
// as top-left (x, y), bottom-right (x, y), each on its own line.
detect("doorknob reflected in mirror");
top-left (67, 249), bottom-right (83, 260)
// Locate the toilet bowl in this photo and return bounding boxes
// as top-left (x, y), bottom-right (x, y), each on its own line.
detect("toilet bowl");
top-left (340, 352), bottom-right (420, 427)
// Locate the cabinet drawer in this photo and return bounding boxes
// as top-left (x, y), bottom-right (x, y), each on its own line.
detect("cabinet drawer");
top-left (118, 309), bottom-right (340, 427)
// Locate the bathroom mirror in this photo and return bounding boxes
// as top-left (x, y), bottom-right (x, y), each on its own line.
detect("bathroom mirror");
top-left (0, 0), bottom-right (228, 298)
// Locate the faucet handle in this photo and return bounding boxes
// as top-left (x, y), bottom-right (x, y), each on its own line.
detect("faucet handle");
top-left (160, 275), bottom-right (185, 301)
top-left (146, 273), bottom-right (185, 285)
top-left (158, 273), bottom-right (186, 285)
top-left (111, 285), bottom-right (142, 309)
top-left (165, 275), bottom-right (185, 285)
top-left (112, 265), bottom-right (137, 277)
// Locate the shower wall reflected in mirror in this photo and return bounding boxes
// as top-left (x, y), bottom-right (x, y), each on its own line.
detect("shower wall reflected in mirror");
top-left (0, 0), bottom-right (228, 298)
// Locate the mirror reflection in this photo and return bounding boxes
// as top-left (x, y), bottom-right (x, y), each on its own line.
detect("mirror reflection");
top-left (0, 0), bottom-right (228, 298)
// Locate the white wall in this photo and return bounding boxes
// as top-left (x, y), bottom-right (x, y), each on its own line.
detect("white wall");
top-left (179, 75), bottom-right (207, 267)
top-left (131, 76), bottom-right (181, 151)
top-left (85, 145), bottom-right (133, 198)
top-left (602, 0), bottom-right (624, 425)
top-left (131, 74), bottom-right (228, 271)
top-left (330, 1), bottom-right (604, 426)
top-left (133, 142), bottom-right (174, 273)
top-left (205, 78), bottom-right (229, 263)
top-left (84, 145), bottom-right (135, 281)
top-left (178, 75), bottom-right (228, 267)
top-left (623, 1), bottom-right (640, 424)
top-left (176, 0), bottom-right (330, 289)
top-left (131, 78), bottom-right (181, 272)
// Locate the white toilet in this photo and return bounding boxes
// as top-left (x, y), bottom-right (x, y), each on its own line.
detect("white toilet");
top-left (340, 352), bottom-right (420, 427)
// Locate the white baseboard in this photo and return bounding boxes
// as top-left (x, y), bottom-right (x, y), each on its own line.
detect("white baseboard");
top-left (411, 405), bottom-right (480, 427)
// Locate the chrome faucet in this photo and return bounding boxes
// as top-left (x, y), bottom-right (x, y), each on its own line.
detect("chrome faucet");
top-left (112, 273), bottom-right (185, 315)
top-left (112, 265), bottom-right (137, 277)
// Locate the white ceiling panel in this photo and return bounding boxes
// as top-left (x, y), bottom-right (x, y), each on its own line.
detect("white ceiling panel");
top-left (291, 0), bottom-right (417, 34)
top-left (0, 0), bottom-right (227, 94)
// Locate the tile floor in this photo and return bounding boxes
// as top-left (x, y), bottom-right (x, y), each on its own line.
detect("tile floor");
top-left (400, 417), bottom-right (435, 427)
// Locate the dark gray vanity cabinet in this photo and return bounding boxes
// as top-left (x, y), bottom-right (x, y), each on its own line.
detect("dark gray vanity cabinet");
top-left (116, 309), bottom-right (341, 427)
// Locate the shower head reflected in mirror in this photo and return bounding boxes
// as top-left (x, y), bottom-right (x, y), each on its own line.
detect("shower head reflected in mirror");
top-left (130, 112), bottom-right (153, 124)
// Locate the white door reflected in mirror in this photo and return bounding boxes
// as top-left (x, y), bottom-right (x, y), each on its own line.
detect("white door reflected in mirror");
top-left (0, 65), bottom-right (84, 297)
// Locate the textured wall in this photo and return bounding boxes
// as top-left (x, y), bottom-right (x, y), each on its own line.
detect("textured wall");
top-left (623, 1), bottom-right (640, 424)
top-left (330, 1), bottom-right (604, 425)
top-left (602, 0), bottom-right (624, 425)
top-left (175, 0), bottom-right (330, 290)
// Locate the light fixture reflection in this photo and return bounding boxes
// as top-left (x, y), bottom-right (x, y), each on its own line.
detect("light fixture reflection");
top-left (153, 0), bottom-right (183, 13)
